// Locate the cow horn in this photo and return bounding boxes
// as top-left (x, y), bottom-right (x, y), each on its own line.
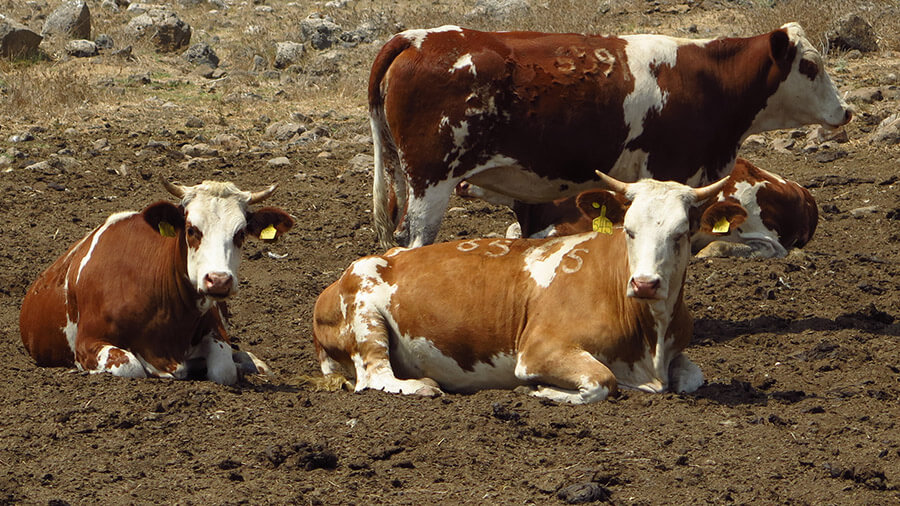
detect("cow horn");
top-left (161, 177), bottom-right (186, 199)
top-left (693, 176), bottom-right (729, 202)
top-left (595, 170), bottom-right (629, 194)
top-left (248, 184), bottom-right (277, 205)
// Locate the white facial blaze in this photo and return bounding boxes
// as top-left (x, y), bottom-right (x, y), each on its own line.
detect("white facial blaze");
top-left (180, 182), bottom-right (251, 296)
top-left (622, 181), bottom-right (694, 301)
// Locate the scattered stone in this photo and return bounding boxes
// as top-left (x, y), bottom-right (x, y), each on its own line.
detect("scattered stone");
top-left (126, 9), bottom-right (192, 53)
top-left (111, 45), bottom-right (134, 60)
top-left (827, 14), bottom-right (879, 53)
top-left (94, 34), bottom-right (113, 50)
top-left (299, 14), bottom-right (342, 50)
top-left (100, 0), bottom-right (119, 13)
top-left (557, 482), bottom-right (611, 504)
top-left (65, 39), bottom-right (98, 57)
top-left (185, 116), bottom-right (204, 128)
top-left (92, 138), bottom-right (109, 151)
top-left (274, 41), bottom-right (304, 69)
top-left (814, 149), bottom-right (848, 163)
top-left (849, 206), bottom-right (878, 218)
top-left (267, 157), bottom-right (291, 168)
top-left (845, 87), bottom-right (883, 104)
top-left (743, 134), bottom-right (766, 147)
top-left (869, 113), bottom-right (900, 145)
top-left (42, 0), bottom-right (91, 40)
top-left (8, 132), bottom-right (34, 143)
top-left (0, 14), bottom-right (43, 59)
top-left (466, 0), bottom-right (531, 20)
top-left (210, 133), bottom-right (246, 151)
top-left (183, 42), bottom-right (218, 68)
top-left (771, 138), bottom-right (794, 154)
top-left (266, 121), bottom-right (306, 141)
top-left (348, 153), bottom-right (374, 173)
top-left (181, 143), bottom-right (218, 157)
top-left (808, 125), bottom-right (849, 144)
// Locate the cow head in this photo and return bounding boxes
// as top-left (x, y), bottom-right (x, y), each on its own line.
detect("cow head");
top-left (578, 172), bottom-right (728, 301)
top-left (749, 22), bottom-right (852, 135)
top-left (156, 179), bottom-right (294, 300)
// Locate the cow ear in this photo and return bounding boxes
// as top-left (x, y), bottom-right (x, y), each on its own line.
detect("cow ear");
top-left (247, 207), bottom-right (294, 242)
top-left (143, 201), bottom-right (185, 237)
top-left (769, 29), bottom-right (791, 63)
top-left (699, 200), bottom-right (747, 236)
top-left (575, 190), bottom-right (628, 225)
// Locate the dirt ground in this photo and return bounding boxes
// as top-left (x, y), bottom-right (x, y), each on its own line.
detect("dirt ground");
top-left (2, 1), bottom-right (900, 504)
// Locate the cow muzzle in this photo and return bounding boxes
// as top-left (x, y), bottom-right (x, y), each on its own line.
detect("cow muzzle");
top-left (203, 272), bottom-right (234, 298)
top-left (628, 276), bottom-right (661, 300)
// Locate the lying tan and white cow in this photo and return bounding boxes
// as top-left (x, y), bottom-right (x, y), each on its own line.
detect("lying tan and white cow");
top-left (457, 158), bottom-right (819, 258)
top-left (313, 173), bottom-right (731, 403)
top-left (20, 179), bottom-right (293, 384)
top-left (370, 23), bottom-right (850, 248)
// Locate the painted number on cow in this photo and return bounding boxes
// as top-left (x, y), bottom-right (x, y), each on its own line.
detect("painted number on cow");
top-left (456, 239), bottom-right (512, 257)
top-left (561, 248), bottom-right (588, 274)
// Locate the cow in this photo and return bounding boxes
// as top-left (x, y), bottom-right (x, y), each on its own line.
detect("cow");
top-left (312, 172), bottom-right (732, 403)
top-left (456, 158), bottom-right (818, 259)
top-left (19, 179), bottom-right (294, 385)
top-left (369, 23), bottom-right (851, 249)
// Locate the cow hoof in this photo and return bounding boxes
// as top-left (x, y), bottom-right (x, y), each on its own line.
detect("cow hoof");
top-left (414, 377), bottom-right (442, 397)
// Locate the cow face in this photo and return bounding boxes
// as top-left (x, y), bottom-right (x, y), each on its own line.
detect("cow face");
top-left (162, 180), bottom-right (293, 300)
top-left (751, 23), bottom-right (852, 134)
top-left (581, 173), bottom-right (728, 301)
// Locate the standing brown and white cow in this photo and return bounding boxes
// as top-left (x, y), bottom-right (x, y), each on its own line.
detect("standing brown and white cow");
top-left (20, 179), bottom-right (293, 384)
top-left (370, 23), bottom-right (850, 248)
top-left (457, 158), bottom-right (819, 259)
top-left (313, 173), bottom-right (732, 403)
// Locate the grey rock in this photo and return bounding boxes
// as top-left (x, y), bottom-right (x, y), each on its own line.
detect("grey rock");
top-left (94, 34), bottom-right (114, 50)
top-left (348, 153), bottom-right (374, 173)
top-left (185, 116), bottom-right (204, 128)
top-left (126, 9), bottom-right (192, 52)
top-left (65, 39), bottom-right (98, 57)
top-left (266, 121), bottom-right (306, 141)
top-left (869, 113), bottom-right (900, 145)
top-left (183, 42), bottom-right (219, 67)
top-left (467, 0), bottom-right (531, 20)
top-left (850, 206), bottom-right (878, 218)
top-left (42, 0), bottom-right (91, 40)
top-left (827, 14), bottom-right (879, 53)
top-left (127, 3), bottom-right (164, 15)
top-left (267, 156), bottom-right (291, 168)
top-left (845, 86), bottom-right (883, 104)
top-left (252, 54), bottom-right (266, 71)
top-left (299, 14), bottom-right (342, 50)
top-left (100, 0), bottom-right (119, 13)
top-left (274, 41), bottom-right (304, 69)
top-left (181, 143), bottom-right (218, 157)
top-left (9, 132), bottom-right (35, 143)
top-left (771, 138), bottom-right (794, 154)
top-left (0, 14), bottom-right (43, 59)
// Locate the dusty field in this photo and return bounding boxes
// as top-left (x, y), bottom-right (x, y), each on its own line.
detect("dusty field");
top-left (1, 0), bottom-right (900, 504)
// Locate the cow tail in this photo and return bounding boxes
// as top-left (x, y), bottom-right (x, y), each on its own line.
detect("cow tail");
top-left (369, 35), bottom-right (412, 250)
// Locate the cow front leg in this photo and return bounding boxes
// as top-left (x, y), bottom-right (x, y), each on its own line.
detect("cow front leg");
top-left (76, 342), bottom-right (148, 378)
top-left (395, 180), bottom-right (457, 248)
top-left (189, 332), bottom-right (238, 385)
top-left (515, 348), bottom-right (617, 404)
top-left (349, 320), bottom-right (442, 396)
top-left (668, 353), bottom-right (704, 393)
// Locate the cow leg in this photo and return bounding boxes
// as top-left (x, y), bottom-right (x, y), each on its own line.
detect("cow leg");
top-left (395, 180), bottom-right (457, 248)
top-left (668, 353), bottom-right (704, 393)
top-left (232, 350), bottom-right (273, 377)
top-left (188, 332), bottom-right (238, 385)
top-left (76, 342), bottom-right (147, 378)
top-left (515, 348), bottom-right (617, 404)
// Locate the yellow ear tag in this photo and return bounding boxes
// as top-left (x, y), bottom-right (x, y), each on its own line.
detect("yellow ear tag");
top-left (259, 224), bottom-right (277, 240)
top-left (712, 216), bottom-right (730, 234)
top-left (158, 221), bottom-right (176, 237)
top-left (592, 204), bottom-right (613, 235)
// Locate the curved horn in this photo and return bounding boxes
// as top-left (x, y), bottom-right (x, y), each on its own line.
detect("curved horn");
top-left (248, 184), bottom-right (277, 205)
top-left (161, 176), bottom-right (186, 199)
top-left (693, 176), bottom-right (729, 202)
top-left (594, 170), bottom-right (629, 194)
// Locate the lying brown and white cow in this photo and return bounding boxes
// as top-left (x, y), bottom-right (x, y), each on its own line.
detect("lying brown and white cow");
top-left (457, 158), bottom-right (819, 258)
top-left (20, 179), bottom-right (293, 384)
top-left (313, 172), bottom-right (731, 403)
top-left (370, 23), bottom-right (850, 248)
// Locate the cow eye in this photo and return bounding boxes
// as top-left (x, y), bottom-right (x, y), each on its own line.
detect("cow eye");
top-left (187, 226), bottom-right (201, 239)
top-left (234, 230), bottom-right (246, 247)
top-left (625, 228), bottom-right (635, 239)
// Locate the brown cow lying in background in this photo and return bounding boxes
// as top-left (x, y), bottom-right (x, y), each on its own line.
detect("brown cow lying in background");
top-left (457, 158), bottom-right (818, 258)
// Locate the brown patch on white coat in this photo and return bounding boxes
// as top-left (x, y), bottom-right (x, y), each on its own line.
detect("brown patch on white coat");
top-left (19, 179), bottom-right (294, 384)
top-left (313, 173), bottom-right (727, 403)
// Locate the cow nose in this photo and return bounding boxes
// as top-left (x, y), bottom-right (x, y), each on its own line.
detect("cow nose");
top-left (630, 276), bottom-right (661, 299)
top-left (842, 108), bottom-right (853, 124)
top-left (204, 272), bottom-right (234, 296)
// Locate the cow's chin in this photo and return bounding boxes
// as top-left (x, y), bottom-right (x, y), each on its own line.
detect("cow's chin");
top-left (626, 288), bottom-right (664, 301)
top-left (199, 289), bottom-right (235, 301)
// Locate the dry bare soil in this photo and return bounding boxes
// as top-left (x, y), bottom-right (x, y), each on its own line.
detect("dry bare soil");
top-left (1, 0), bottom-right (899, 504)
